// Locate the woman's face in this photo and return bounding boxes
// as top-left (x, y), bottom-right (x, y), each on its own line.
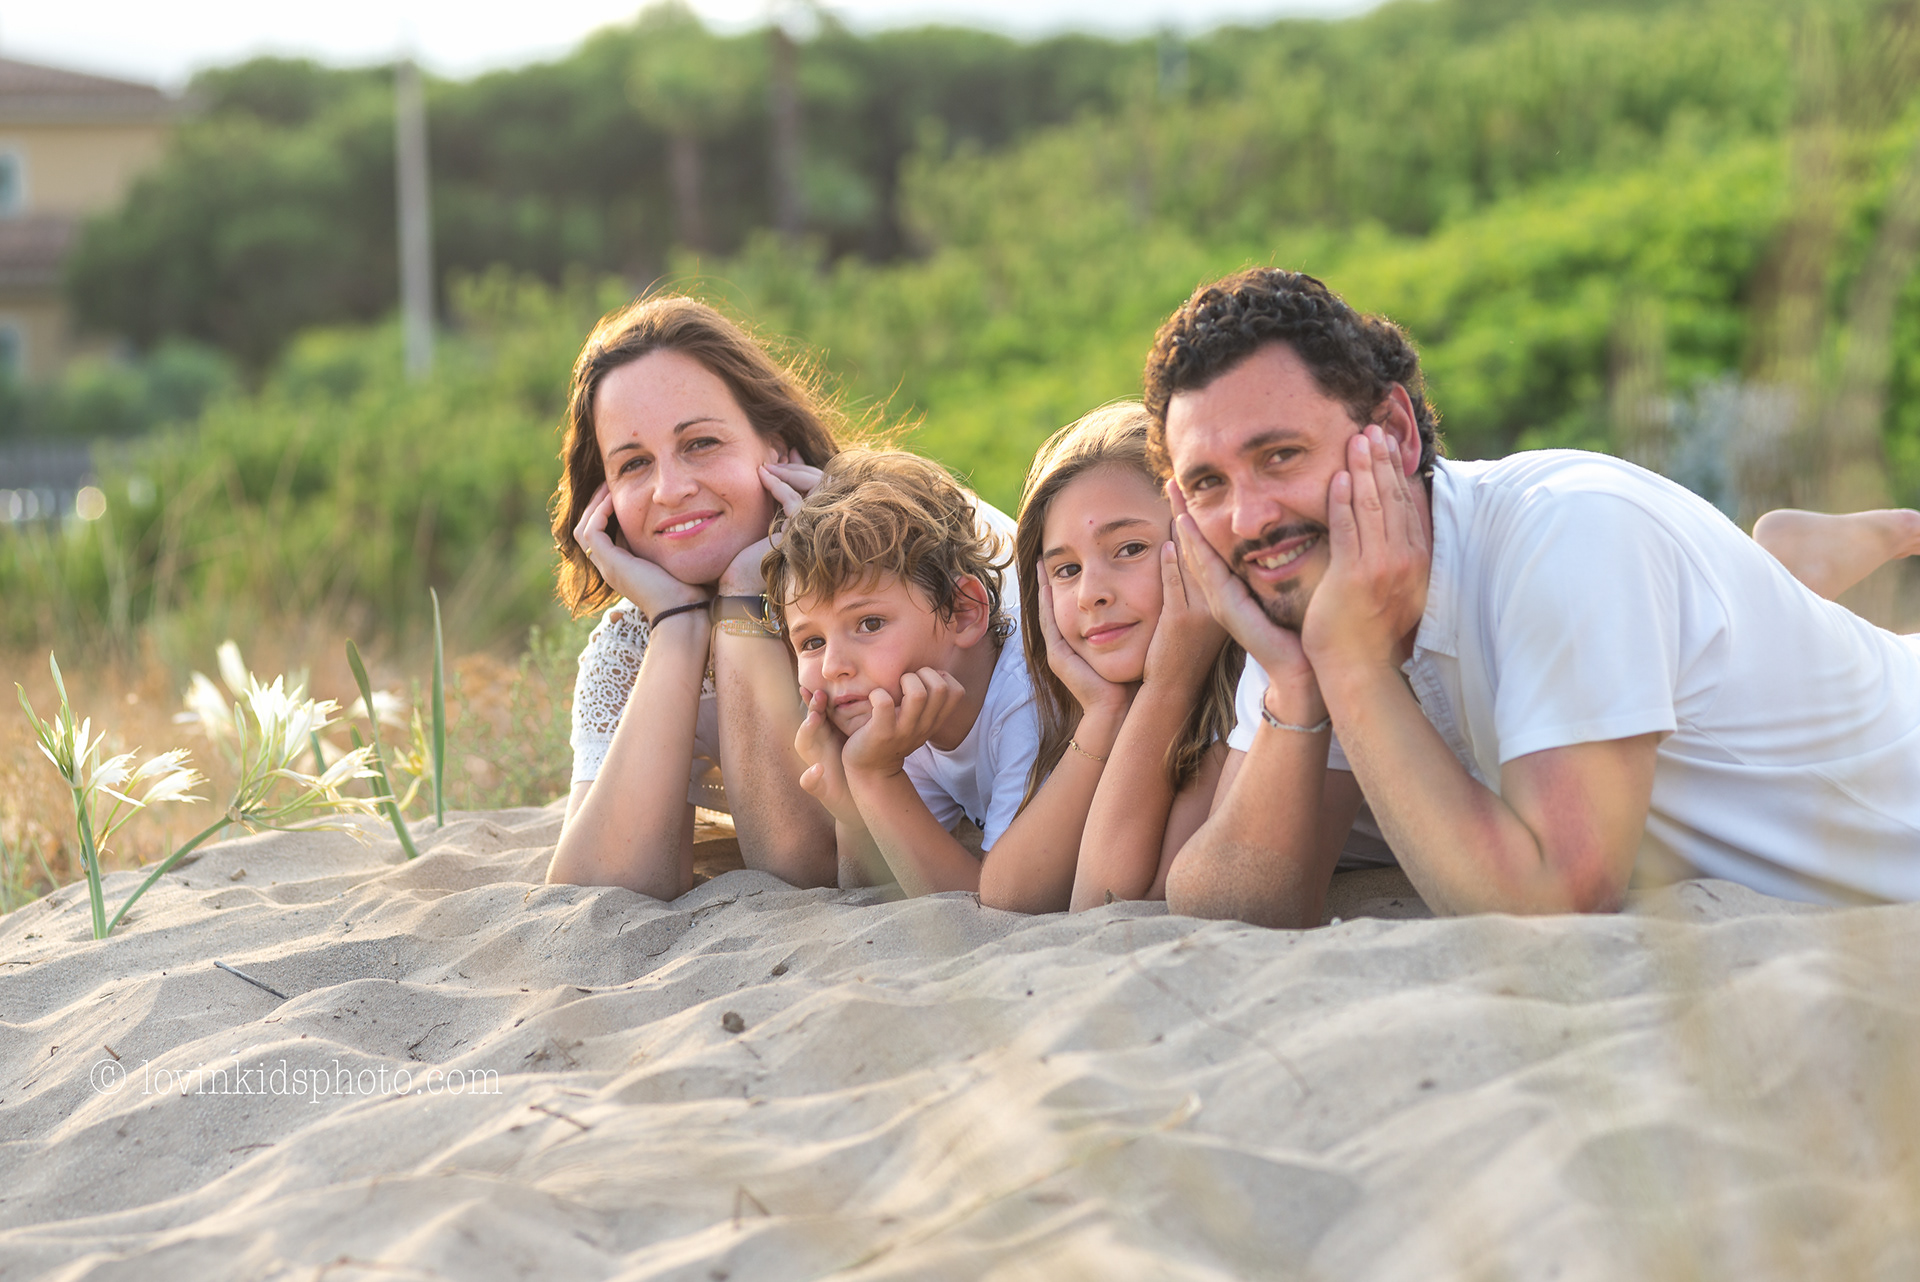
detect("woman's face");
top-left (594, 348), bottom-right (785, 588)
top-left (1038, 464), bottom-right (1172, 685)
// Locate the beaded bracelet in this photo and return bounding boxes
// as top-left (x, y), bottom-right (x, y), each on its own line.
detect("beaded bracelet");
top-left (1260, 704), bottom-right (1331, 735)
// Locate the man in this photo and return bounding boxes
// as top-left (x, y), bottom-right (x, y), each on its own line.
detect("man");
top-left (1149, 267), bottom-right (1920, 926)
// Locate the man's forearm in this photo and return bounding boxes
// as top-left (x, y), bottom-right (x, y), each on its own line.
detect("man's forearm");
top-left (1318, 664), bottom-right (1574, 914)
top-left (1166, 720), bottom-right (1350, 929)
top-left (845, 768), bottom-right (983, 896)
top-left (713, 632), bottom-right (836, 886)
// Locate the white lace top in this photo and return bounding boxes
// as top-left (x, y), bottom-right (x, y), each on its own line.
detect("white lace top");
top-left (569, 600), bottom-right (726, 810)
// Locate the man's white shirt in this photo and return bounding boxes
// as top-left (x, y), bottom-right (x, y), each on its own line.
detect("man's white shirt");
top-left (1230, 450), bottom-right (1920, 904)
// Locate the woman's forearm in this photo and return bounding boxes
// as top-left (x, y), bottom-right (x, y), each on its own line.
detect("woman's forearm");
top-left (548, 613), bottom-right (708, 898)
top-left (1070, 685), bottom-right (1191, 911)
top-left (712, 630), bottom-right (837, 886)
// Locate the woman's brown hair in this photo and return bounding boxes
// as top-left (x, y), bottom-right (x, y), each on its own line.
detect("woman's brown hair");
top-left (551, 294), bottom-right (843, 616)
top-left (1013, 402), bottom-right (1243, 809)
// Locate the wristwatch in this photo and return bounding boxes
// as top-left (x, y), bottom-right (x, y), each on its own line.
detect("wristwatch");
top-left (710, 594), bottom-right (779, 637)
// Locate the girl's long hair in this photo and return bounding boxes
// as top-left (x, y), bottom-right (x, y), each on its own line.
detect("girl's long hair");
top-left (1014, 402), bottom-right (1244, 809)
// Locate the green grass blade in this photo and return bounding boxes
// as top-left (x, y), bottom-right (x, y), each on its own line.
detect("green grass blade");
top-left (431, 587), bottom-right (446, 828)
top-left (346, 642), bottom-right (420, 860)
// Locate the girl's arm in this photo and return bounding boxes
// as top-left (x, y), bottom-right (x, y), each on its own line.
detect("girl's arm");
top-left (977, 575), bottom-right (1132, 913)
top-left (549, 609), bottom-right (708, 898)
top-left (1147, 742), bottom-right (1228, 900)
top-left (977, 697), bottom-right (1126, 913)
top-left (1070, 541), bottom-right (1228, 911)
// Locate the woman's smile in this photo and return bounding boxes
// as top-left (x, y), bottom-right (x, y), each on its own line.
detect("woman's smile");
top-left (654, 510), bottom-right (722, 539)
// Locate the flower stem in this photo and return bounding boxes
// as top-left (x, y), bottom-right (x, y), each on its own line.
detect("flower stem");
top-left (72, 787), bottom-right (107, 940)
top-left (103, 813), bottom-right (233, 938)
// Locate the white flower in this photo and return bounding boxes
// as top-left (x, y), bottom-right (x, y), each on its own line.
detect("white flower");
top-left (217, 640), bottom-right (249, 697)
top-left (176, 672), bottom-right (238, 743)
top-left (348, 689), bottom-right (409, 730)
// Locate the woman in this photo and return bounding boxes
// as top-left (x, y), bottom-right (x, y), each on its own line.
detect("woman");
top-left (546, 295), bottom-right (841, 897)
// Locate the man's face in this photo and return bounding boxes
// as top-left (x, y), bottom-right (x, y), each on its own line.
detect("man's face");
top-left (1164, 343), bottom-right (1365, 632)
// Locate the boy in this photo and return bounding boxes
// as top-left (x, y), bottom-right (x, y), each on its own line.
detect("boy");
top-left (762, 448), bottom-right (1042, 895)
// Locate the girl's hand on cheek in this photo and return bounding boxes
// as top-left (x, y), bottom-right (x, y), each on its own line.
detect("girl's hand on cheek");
top-left (1037, 574), bottom-right (1129, 715)
top-left (1143, 539), bottom-right (1229, 694)
top-left (575, 483), bottom-right (707, 618)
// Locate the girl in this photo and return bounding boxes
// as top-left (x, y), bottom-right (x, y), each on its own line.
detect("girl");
top-left (976, 402), bottom-right (1242, 913)
top-left (546, 295), bottom-right (842, 898)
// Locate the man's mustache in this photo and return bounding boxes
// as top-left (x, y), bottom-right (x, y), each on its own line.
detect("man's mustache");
top-left (1230, 522), bottom-right (1327, 573)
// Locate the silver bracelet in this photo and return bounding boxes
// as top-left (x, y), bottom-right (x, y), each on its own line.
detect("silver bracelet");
top-left (1260, 704), bottom-right (1331, 735)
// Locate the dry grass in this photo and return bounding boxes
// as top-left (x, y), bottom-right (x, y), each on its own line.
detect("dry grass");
top-left (1, 615), bottom-right (588, 912)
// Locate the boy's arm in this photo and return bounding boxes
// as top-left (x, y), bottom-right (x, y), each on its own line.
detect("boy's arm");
top-left (842, 671), bottom-right (987, 895)
top-left (793, 689), bottom-right (890, 888)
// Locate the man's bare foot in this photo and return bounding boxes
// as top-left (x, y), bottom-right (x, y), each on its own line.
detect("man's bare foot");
top-left (1752, 508), bottom-right (1920, 600)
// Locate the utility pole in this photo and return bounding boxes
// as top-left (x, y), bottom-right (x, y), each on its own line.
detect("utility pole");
top-left (769, 23), bottom-right (804, 240)
top-left (395, 58), bottom-right (435, 379)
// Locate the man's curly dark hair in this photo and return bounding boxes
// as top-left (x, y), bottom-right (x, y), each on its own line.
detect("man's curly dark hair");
top-left (1142, 268), bottom-right (1442, 484)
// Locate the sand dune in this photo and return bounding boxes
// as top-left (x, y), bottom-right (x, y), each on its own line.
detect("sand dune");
top-left (2, 807), bottom-right (1916, 1280)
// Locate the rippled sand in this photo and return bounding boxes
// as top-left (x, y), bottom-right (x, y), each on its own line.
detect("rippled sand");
top-left (2, 807), bottom-right (1915, 1280)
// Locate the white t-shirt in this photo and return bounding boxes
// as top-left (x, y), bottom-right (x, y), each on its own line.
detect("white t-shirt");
top-left (1267, 450), bottom-right (1920, 905)
top-left (902, 625), bottom-right (1042, 852)
top-left (568, 495), bottom-right (1021, 813)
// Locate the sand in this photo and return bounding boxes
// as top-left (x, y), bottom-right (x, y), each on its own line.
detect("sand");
top-left (2, 806), bottom-right (1917, 1281)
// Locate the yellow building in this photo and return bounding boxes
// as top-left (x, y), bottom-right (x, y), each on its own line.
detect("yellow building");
top-left (0, 58), bottom-right (171, 380)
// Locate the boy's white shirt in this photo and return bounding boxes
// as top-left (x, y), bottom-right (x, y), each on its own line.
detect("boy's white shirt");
top-left (901, 626), bottom-right (1041, 853)
top-left (1232, 450), bottom-right (1920, 905)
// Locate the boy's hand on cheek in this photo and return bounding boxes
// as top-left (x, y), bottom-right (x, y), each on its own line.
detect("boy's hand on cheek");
top-left (794, 689), bottom-right (861, 825)
top-left (843, 668), bottom-right (962, 775)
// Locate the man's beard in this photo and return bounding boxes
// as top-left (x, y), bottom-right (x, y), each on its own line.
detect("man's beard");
top-left (1230, 522), bottom-right (1325, 634)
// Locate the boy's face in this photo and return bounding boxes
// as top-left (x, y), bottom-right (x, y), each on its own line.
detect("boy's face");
top-left (785, 576), bottom-right (966, 737)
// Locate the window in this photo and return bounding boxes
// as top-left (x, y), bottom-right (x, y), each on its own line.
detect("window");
top-left (0, 151), bottom-right (22, 216)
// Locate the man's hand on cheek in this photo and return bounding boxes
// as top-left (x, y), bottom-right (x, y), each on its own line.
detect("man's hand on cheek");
top-left (1301, 426), bottom-right (1430, 678)
top-left (842, 668), bottom-right (963, 775)
top-left (1166, 480), bottom-right (1313, 686)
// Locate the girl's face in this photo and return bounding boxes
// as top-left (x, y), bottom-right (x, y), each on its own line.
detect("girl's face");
top-left (594, 349), bottom-right (786, 588)
top-left (1038, 464), bottom-right (1172, 685)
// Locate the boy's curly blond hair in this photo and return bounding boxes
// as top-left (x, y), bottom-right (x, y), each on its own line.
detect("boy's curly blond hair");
top-left (763, 448), bottom-right (1010, 641)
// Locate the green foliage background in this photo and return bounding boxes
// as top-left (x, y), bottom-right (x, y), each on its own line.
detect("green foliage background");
top-left (10, 0), bottom-right (1920, 664)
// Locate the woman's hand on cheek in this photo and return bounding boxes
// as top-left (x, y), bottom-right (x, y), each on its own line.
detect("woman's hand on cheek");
top-left (1143, 539), bottom-right (1229, 695)
top-left (575, 483), bottom-right (707, 618)
top-left (1037, 575), bottom-right (1129, 715)
top-left (719, 461), bottom-right (827, 595)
